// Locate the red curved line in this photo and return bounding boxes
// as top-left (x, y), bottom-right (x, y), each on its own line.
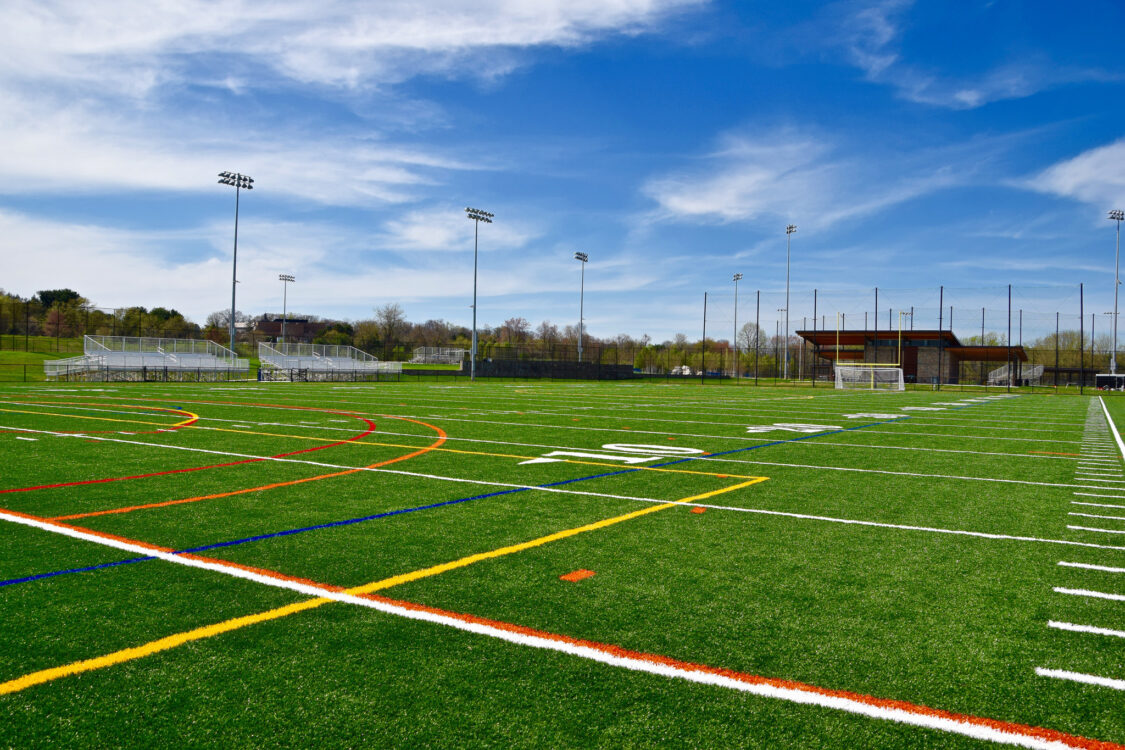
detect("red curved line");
top-left (0, 415), bottom-right (377, 495)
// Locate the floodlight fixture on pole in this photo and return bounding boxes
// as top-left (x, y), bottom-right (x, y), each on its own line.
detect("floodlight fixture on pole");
top-left (1110, 209), bottom-right (1124, 374)
top-left (218, 171), bottom-right (253, 351)
top-left (465, 207), bottom-right (494, 381)
top-left (278, 274), bottom-right (295, 346)
top-left (575, 252), bottom-right (589, 363)
top-left (784, 224), bottom-right (797, 379)
top-left (732, 273), bottom-right (743, 378)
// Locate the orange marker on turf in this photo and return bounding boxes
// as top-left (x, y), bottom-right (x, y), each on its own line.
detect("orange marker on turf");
top-left (690, 507), bottom-right (706, 514)
top-left (560, 569), bottom-right (596, 582)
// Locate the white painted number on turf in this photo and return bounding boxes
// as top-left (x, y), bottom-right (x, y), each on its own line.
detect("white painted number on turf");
top-left (519, 443), bottom-right (705, 466)
top-left (744, 423), bottom-right (842, 434)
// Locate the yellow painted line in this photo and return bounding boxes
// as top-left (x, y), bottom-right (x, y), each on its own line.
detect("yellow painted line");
top-left (0, 406), bottom-right (196, 430)
top-left (0, 479), bottom-right (764, 695)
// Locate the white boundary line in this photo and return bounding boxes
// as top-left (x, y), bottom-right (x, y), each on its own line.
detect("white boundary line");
top-left (1097, 397), bottom-right (1125, 462)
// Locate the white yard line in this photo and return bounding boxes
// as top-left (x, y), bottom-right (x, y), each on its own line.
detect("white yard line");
top-left (1072, 493), bottom-right (1125, 501)
top-left (1054, 587), bottom-right (1125, 602)
top-left (1047, 620), bottom-right (1125, 639)
top-left (1058, 561), bottom-right (1125, 573)
top-left (1068, 525), bottom-right (1125, 535)
top-left (1035, 668), bottom-right (1125, 692)
top-left (1072, 501), bottom-right (1125, 510)
top-left (1069, 512), bottom-right (1125, 521)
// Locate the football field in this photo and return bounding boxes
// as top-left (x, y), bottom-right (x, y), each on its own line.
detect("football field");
top-left (1, 381), bottom-right (1123, 748)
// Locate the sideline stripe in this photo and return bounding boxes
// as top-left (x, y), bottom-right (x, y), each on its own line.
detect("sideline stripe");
top-left (0, 511), bottom-right (1119, 748)
top-left (1098, 397), bottom-right (1125, 462)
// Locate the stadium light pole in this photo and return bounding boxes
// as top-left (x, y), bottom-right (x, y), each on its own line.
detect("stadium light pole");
top-left (784, 224), bottom-right (797, 379)
top-left (465, 207), bottom-right (494, 381)
top-left (278, 274), bottom-right (295, 346)
top-left (575, 252), bottom-right (589, 362)
top-left (732, 272), bottom-right (743, 379)
top-left (1109, 209), bottom-right (1124, 375)
top-left (218, 171), bottom-right (253, 351)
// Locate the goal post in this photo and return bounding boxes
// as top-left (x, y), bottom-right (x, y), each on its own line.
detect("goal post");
top-left (834, 364), bottom-right (905, 391)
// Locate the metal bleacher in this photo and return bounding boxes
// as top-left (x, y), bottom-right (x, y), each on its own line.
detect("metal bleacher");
top-left (45, 336), bottom-right (250, 381)
top-left (257, 342), bottom-right (401, 381)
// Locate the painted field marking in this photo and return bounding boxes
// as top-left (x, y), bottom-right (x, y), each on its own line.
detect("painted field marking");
top-left (1073, 502), bottom-right (1125, 510)
top-left (1059, 561), bottom-right (1125, 574)
top-left (0, 512), bottom-right (1120, 748)
top-left (1068, 525), bottom-right (1125, 535)
top-left (14, 437), bottom-right (36, 441)
top-left (1073, 493), bottom-right (1125, 500)
top-left (1035, 668), bottom-right (1125, 692)
top-left (1048, 621), bottom-right (1125, 639)
top-left (0, 404), bottom-right (197, 432)
top-left (1098, 397), bottom-right (1125, 462)
top-left (1070, 512), bottom-right (1125, 522)
top-left (50, 415), bottom-right (446, 521)
top-left (559, 569), bottom-right (596, 582)
top-left (0, 480), bottom-right (749, 695)
top-left (1054, 587), bottom-right (1125, 602)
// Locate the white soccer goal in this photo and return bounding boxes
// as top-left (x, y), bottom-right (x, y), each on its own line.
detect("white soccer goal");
top-left (834, 364), bottom-right (905, 391)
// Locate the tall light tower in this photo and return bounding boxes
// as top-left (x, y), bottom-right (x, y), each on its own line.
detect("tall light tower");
top-left (218, 171), bottom-right (253, 351)
top-left (278, 274), bottom-right (295, 346)
top-left (784, 224), bottom-right (797, 379)
top-left (1110, 209), bottom-right (1123, 375)
top-left (465, 207), bottom-right (494, 381)
top-left (575, 252), bottom-right (589, 362)
top-left (732, 272), bottom-right (743, 378)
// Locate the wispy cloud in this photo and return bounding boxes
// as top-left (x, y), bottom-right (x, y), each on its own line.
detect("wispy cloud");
top-left (822, 0), bottom-right (1111, 109)
top-left (1024, 138), bottom-right (1125, 210)
top-left (640, 127), bottom-right (998, 228)
top-left (1, 0), bottom-right (704, 95)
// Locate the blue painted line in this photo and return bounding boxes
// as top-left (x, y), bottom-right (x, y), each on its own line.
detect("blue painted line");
top-left (3, 396), bottom-right (1001, 589)
top-left (0, 555), bottom-right (153, 587)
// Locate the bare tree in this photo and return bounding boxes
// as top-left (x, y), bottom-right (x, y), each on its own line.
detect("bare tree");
top-left (374, 303), bottom-right (408, 345)
top-left (536, 320), bottom-right (560, 343)
top-left (501, 316), bottom-right (531, 344)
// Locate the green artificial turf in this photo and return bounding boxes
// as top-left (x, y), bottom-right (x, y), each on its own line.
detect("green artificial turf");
top-left (0, 381), bottom-right (1122, 747)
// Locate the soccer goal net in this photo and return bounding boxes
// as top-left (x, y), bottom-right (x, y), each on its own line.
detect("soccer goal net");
top-left (834, 365), bottom-right (905, 391)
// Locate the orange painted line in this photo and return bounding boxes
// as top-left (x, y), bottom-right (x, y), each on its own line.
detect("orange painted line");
top-left (559, 569), bottom-right (596, 582)
top-left (362, 591), bottom-right (1125, 750)
top-left (50, 416), bottom-right (447, 521)
top-left (7, 412), bottom-right (375, 497)
top-left (1029, 451), bottom-right (1083, 456)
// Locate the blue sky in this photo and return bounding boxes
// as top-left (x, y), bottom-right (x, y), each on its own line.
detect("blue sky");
top-left (3, 0), bottom-right (1124, 344)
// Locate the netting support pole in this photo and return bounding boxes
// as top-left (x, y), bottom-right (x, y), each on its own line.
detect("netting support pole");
top-left (701, 292), bottom-right (707, 386)
top-left (1080, 283), bottom-right (1085, 395)
top-left (937, 286), bottom-right (944, 390)
top-left (1007, 284), bottom-right (1012, 393)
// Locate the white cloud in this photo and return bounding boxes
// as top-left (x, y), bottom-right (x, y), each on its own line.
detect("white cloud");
top-left (378, 207), bottom-right (539, 252)
top-left (825, 0), bottom-right (1111, 110)
top-left (1025, 138), bottom-right (1125, 209)
top-left (0, 0), bottom-right (703, 94)
top-left (641, 128), bottom-right (969, 228)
